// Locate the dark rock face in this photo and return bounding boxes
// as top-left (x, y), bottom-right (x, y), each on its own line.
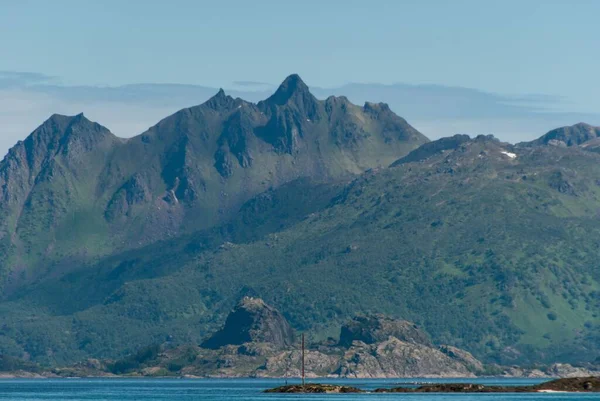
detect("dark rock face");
top-left (201, 297), bottom-right (295, 350)
top-left (339, 314), bottom-right (431, 348)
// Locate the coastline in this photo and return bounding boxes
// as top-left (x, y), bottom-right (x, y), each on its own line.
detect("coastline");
top-left (0, 371), bottom-right (579, 380)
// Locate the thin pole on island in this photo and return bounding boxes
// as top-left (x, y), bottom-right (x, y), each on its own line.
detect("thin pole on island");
top-left (301, 333), bottom-right (305, 387)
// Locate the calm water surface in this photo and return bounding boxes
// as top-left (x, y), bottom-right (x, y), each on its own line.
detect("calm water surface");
top-left (0, 378), bottom-right (596, 401)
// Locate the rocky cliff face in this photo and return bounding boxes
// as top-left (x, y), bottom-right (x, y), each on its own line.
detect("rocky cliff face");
top-left (335, 338), bottom-right (474, 378)
top-left (201, 297), bottom-right (295, 350)
top-left (439, 345), bottom-right (485, 373)
top-left (333, 315), bottom-right (480, 378)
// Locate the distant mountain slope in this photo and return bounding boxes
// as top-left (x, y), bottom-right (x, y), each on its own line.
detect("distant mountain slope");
top-left (2, 133), bottom-right (600, 366)
top-left (519, 122), bottom-right (600, 147)
top-left (0, 74), bottom-right (428, 292)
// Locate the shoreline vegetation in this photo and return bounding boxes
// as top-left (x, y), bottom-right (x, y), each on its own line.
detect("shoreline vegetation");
top-left (265, 377), bottom-right (600, 393)
top-left (1, 298), bottom-right (599, 380)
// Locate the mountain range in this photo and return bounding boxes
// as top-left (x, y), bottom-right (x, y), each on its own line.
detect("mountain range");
top-left (0, 74), bottom-right (599, 368)
top-left (0, 74), bottom-right (426, 291)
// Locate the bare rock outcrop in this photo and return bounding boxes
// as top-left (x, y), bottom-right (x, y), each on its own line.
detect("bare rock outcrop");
top-left (339, 314), bottom-right (431, 347)
top-left (201, 297), bottom-right (295, 350)
top-left (439, 345), bottom-right (484, 373)
top-left (336, 338), bottom-right (474, 378)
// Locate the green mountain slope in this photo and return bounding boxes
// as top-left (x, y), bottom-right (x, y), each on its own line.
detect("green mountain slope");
top-left (2, 131), bottom-right (600, 365)
top-left (0, 74), bottom-right (427, 293)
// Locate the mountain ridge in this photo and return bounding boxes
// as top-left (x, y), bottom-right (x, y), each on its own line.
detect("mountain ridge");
top-left (0, 74), bottom-right (428, 292)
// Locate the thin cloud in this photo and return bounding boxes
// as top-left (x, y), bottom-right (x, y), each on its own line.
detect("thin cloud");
top-left (232, 80), bottom-right (273, 87)
top-left (0, 71), bottom-right (58, 88)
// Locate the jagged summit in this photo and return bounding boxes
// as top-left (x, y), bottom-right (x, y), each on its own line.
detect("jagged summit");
top-left (11, 112), bottom-right (116, 154)
top-left (204, 88), bottom-right (236, 110)
top-left (42, 112), bottom-right (86, 128)
top-left (40, 112), bottom-right (109, 133)
top-left (263, 74), bottom-right (312, 106)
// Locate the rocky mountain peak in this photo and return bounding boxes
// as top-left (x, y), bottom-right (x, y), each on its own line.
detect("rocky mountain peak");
top-left (204, 88), bottom-right (236, 110)
top-left (260, 74), bottom-right (320, 119)
top-left (265, 74), bottom-right (310, 106)
top-left (34, 113), bottom-right (84, 140)
top-left (0, 113), bottom-right (114, 172)
top-left (38, 113), bottom-right (111, 140)
top-left (200, 297), bottom-right (295, 350)
top-left (254, 74), bottom-right (323, 153)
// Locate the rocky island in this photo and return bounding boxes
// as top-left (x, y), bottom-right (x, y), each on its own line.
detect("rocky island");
top-left (123, 297), bottom-right (486, 378)
top-left (266, 377), bottom-right (600, 393)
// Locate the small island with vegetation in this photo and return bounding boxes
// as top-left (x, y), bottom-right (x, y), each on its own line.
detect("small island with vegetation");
top-left (266, 377), bottom-right (600, 393)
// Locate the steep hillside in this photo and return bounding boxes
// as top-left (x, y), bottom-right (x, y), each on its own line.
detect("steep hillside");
top-left (0, 74), bottom-right (428, 292)
top-left (0, 114), bottom-right (122, 289)
top-left (2, 133), bottom-right (600, 365)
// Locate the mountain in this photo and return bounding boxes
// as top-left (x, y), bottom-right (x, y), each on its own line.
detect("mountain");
top-left (519, 122), bottom-right (600, 148)
top-left (2, 76), bottom-right (600, 369)
top-left (0, 74), bottom-right (428, 292)
top-left (2, 127), bottom-right (600, 366)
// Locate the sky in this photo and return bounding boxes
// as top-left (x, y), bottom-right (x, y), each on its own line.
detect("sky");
top-left (1, 0), bottom-right (599, 155)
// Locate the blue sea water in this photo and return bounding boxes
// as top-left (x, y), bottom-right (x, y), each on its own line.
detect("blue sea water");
top-left (0, 378), bottom-right (596, 401)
